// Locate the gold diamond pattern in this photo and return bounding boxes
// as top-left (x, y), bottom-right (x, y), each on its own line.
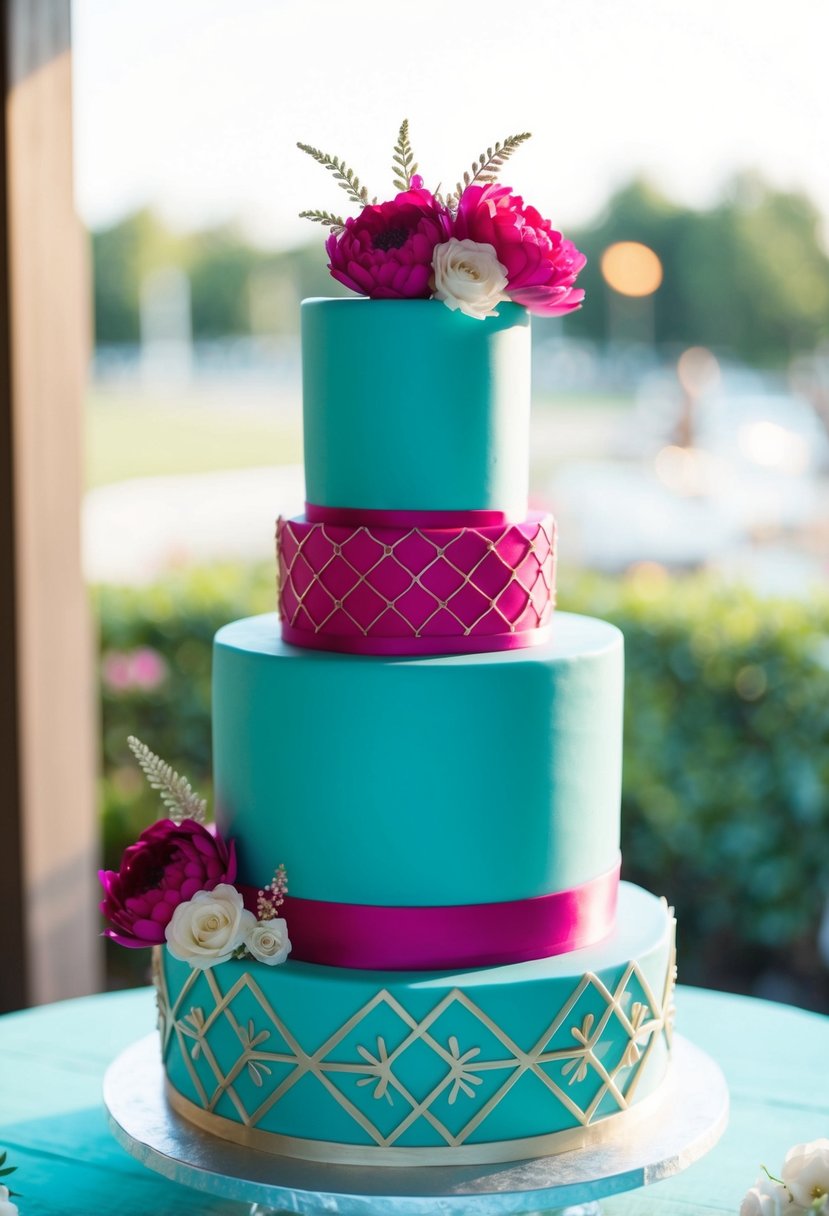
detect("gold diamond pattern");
top-left (276, 516), bottom-right (555, 641)
top-left (156, 916), bottom-right (677, 1149)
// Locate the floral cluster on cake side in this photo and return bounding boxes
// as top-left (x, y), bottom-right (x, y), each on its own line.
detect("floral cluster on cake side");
top-left (98, 737), bottom-right (290, 970)
top-left (740, 1139), bottom-right (829, 1215)
top-left (298, 120), bottom-right (585, 321)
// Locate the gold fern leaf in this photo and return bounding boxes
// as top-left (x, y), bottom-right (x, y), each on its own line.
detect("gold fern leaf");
top-left (127, 736), bottom-right (207, 824)
top-left (297, 142), bottom-right (377, 207)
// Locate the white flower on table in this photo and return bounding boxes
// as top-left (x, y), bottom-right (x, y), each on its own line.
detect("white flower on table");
top-left (245, 918), bottom-right (292, 966)
top-left (0, 1185), bottom-right (19, 1216)
top-left (782, 1140), bottom-right (829, 1211)
top-left (431, 238), bottom-right (508, 320)
top-left (165, 884), bottom-right (255, 969)
top-left (739, 1174), bottom-right (796, 1216)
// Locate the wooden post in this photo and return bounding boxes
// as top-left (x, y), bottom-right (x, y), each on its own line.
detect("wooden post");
top-left (0, 0), bottom-right (100, 1009)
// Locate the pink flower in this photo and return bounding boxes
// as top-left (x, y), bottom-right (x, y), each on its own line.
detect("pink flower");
top-left (130, 647), bottom-right (168, 691)
top-left (101, 647), bottom-right (168, 694)
top-left (99, 818), bottom-right (237, 948)
top-left (454, 184), bottom-right (586, 316)
top-left (326, 177), bottom-right (452, 299)
top-left (101, 651), bottom-right (133, 693)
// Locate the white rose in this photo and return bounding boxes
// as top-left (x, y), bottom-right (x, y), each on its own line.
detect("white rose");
top-left (739, 1175), bottom-right (794, 1216)
top-left (246, 917), bottom-right (292, 966)
top-left (432, 238), bottom-right (508, 320)
top-left (0, 1185), bottom-right (19, 1216)
top-left (783, 1140), bottom-right (829, 1210)
top-left (165, 884), bottom-right (255, 969)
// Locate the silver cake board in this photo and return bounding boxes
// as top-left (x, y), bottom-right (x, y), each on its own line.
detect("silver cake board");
top-left (104, 1033), bottom-right (728, 1216)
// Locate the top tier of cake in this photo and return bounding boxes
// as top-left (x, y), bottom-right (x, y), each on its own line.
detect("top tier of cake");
top-left (301, 298), bottom-right (532, 518)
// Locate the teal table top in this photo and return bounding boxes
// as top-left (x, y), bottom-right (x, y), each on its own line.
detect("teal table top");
top-left (0, 985), bottom-right (826, 1214)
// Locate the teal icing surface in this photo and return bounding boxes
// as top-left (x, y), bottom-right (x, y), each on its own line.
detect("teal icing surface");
top-left (159, 883), bottom-right (675, 1153)
top-left (212, 612), bottom-right (623, 905)
top-left (301, 298), bottom-right (531, 515)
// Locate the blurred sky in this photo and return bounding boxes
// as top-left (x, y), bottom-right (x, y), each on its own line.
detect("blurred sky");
top-left (73, 0), bottom-right (829, 248)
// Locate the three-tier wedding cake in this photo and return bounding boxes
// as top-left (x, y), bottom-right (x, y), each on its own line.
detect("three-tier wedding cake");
top-left (153, 295), bottom-right (677, 1165)
top-left (103, 125), bottom-right (677, 1168)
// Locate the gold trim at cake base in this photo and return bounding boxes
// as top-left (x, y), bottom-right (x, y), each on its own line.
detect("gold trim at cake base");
top-left (165, 1069), bottom-right (672, 1167)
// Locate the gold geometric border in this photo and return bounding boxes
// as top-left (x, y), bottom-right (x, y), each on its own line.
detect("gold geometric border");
top-left (155, 909), bottom-right (677, 1154)
top-left (165, 1065), bottom-right (674, 1166)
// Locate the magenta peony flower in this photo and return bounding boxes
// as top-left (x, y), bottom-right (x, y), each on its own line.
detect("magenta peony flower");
top-left (454, 184), bottom-right (586, 316)
top-left (99, 818), bottom-right (236, 948)
top-left (326, 176), bottom-right (452, 299)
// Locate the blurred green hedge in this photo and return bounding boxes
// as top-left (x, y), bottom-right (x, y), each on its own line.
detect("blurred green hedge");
top-left (96, 564), bottom-right (829, 1007)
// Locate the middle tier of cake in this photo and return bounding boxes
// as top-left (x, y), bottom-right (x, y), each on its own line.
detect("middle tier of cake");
top-left (213, 611), bottom-right (623, 970)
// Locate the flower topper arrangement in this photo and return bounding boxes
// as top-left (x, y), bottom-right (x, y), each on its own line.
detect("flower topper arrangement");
top-left (298, 120), bottom-right (585, 321)
top-left (740, 1139), bottom-right (829, 1215)
top-left (98, 738), bottom-right (290, 970)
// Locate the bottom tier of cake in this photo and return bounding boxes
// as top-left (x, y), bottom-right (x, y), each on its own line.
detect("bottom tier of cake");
top-left (155, 883), bottom-right (676, 1166)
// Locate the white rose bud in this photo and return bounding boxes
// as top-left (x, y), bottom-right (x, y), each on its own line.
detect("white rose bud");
top-left (432, 238), bottom-right (508, 320)
top-left (0, 1186), bottom-right (19, 1216)
top-left (246, 918), bottom-right (292, 966)
top-left (739, 1176), bottom-right (793, 1216)
top-left (165, 884), bottom-right (255, 970)
top-left (782, 1139), bottom-right (829, 1210)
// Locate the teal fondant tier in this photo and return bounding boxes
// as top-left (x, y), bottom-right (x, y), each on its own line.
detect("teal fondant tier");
top-left (157, 884), bottom-right (676, 1163)
top-left (301, 298), bottom-right (531, 515)
top-left (213, 612), bottom-right (623, 907)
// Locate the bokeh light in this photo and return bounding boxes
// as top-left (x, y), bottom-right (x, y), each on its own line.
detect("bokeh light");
top-left (600, 241), bottom-right (663, 297)
top-left (677, 346), bottom-right (721, 395)
top-left (654, 444), bottom-right (720, 496)
top-left (738, 420), bottom-right (810, 473)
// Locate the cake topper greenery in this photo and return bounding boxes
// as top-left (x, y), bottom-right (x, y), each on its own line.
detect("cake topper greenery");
top-left (298, 120), bottom-right (585, 321)
top-left (98, 738), bottom-right (291, 970)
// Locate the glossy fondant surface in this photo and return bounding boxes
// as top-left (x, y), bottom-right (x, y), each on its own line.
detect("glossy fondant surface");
top-left (301, 298), bottom-right (531, 516)
top-left (213, 612), bottom-right (623, 906)
top-left (157, 884), bottom-right (675, 1160)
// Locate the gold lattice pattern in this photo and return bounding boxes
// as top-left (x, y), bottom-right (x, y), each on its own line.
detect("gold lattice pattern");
top-left (276, 515), bottom-right (555, 641)
top-left (155, 914), bottom-right (676, 1149)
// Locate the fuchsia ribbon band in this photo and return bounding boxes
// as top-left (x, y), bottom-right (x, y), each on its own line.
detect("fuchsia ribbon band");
top-left (305, 502), bottom-right (511, 529)
top-left (245, 860), bottom-right (620, 971)
top-left (279, 621), bottom-right (552, 657)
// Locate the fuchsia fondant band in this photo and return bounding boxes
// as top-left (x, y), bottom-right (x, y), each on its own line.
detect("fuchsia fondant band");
top-left (277, 511), bottom-right (556, 656)
top-left (244, 861), bottom-right (621, 970)
top-left (305, 503), bottom-right (511, 528)
top-left (279, 622), bottom-right (552, 657)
